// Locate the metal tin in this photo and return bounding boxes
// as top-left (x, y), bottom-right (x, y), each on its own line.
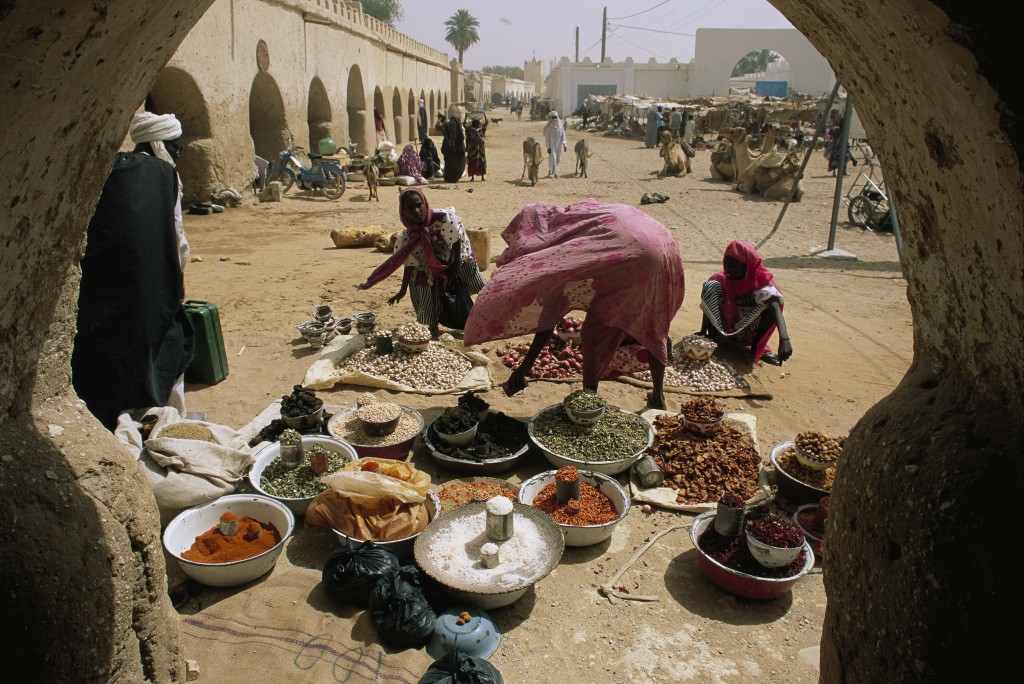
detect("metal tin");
top-left (485, 507), bottom-right (514, 542)
top-left (280, 442), bottom-right (303, 469)
top-left (714, 503), bottom-right (745, 537)
top-left (633, 455), bottom-right (664, 488)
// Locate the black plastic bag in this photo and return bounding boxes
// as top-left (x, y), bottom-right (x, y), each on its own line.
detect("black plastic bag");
top-left (419, 650), bottom-right (504, 684)
top-left (321, 540), bottom-right (400, 608)
top-left (438, 278), bottom-right (474, 331)
top-left (368, 565), bottom-right (436, 648)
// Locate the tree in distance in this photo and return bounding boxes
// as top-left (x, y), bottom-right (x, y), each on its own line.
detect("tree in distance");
top-left (445, 9), bottom-right (480, 65)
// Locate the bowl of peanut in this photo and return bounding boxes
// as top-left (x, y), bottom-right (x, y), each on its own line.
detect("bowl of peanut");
top-left (794, 431), bottom-right (842, 471)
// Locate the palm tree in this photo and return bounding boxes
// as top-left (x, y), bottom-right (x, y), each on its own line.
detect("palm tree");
top-left (444, 10), bottom-right (480, 65)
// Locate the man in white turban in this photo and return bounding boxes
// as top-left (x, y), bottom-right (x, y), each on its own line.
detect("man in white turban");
top-left (417, 99), bottom-right (429, 142)
top-left (73, 111), bottom-right (195, 429)
top-left (130, 112), bottom-right (189, 270)
top-left (543, 111), bottom-right (568, 178)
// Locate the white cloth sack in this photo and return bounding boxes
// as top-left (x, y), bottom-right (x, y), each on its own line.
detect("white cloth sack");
top-left (115, 406), bottom-right (255, 524)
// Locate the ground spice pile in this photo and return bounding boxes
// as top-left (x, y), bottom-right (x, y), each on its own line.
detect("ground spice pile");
top-left (438, 482), bottom-right (518, 514)
top-left (182, 517), bottom-right (281, 564)
top-left (531, 480), bottom-right (618, 525)
top-left (649, 415), bottom-right (761, 504)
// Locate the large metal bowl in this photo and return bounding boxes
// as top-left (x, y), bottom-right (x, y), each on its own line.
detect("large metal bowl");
top-left (690, 510), bottom-right (814, 600)
top-left (248, 435), bottom-right (358, 516)
top-left (327, 405), bottom-right (424, 459)
top-left (527, 405), bottom-right (654, 475)
top-left (769, 441), bottom-right (831, 505)
top-left (163, 494), bottom-right (294, 588)
top-left (423, 417), bottom-right (529, 475)
top-left (518, 470), bottom-right (631, 547)
top-left (413, 501), bottom-right (564, 609)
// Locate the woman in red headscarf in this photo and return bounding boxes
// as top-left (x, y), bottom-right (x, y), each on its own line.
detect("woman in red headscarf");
top-left (356, 187), bottom-right (484, 337)
top-left (699, 240), bottom-right (792, 365)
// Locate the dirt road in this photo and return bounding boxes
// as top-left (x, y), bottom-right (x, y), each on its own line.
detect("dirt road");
top-left (176, 110), bottom-right (910, 683)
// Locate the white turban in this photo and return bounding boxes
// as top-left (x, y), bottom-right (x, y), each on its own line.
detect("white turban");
top-left (130, 112), bottom-right (183, 166)
top-left (549, 111), bottom-right (559, 119)
top-left (418, 99), bottom-right (425, 107)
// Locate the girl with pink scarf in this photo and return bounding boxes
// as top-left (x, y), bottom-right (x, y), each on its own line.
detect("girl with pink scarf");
top-left (699, 240), bottom-right (792, 365)
top-left (356, 188), bottom-right (484, 337)
top-left (463, 200), bottom-right (684, 409)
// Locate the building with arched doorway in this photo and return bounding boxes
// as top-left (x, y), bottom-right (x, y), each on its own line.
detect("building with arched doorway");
top-left (149, 0), bottom-right (455, 202)
top-left (544, 28), bottom-right (835, 118)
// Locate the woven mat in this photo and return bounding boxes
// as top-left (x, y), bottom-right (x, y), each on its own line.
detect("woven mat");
top-left (180, 566), bottom-right (432, 683)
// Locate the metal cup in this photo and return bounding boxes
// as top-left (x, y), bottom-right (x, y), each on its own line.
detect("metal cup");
top-left (633, 456), bottom-right (664, 489)
top-left (714, 502), bottom-right (746, 537)
top-left (485, 508), bottom-right (514, 542)
top-left (280, 441), bottom-right (304, 469)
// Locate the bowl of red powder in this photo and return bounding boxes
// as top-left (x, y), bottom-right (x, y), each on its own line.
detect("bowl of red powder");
top-left (163, 494), bottom-right (295, 587)
top-left (518, 468), bottom-right (631, 547)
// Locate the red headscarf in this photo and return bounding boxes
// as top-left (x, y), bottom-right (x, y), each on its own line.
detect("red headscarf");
top-left (359, 187), bottom-right (448, 289)
top-left (709, 240), bottom-right (781, 359)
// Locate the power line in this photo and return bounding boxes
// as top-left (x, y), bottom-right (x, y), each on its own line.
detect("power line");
top-left (610, 23), bottom-right (695, 37)
top-left (608, 0), bottom-right (674, 21)
top-left (606, 28), bottom-right (670, 60)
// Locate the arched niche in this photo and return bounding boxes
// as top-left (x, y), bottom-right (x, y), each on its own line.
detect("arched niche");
top-left (391, 88), bottom-right (403, 145)
top-left (345, 65), bottom-right (368, 155)
top-left (147, 66), bottom-right (213, 203)
top-left (407, 89), bottom-right (416, 142)
top-left (248, 72), bottom-right (287, 164)
top-left (307, 76), bottom-right (333, 151)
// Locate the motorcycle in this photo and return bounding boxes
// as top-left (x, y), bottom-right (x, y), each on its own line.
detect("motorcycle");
top-left (267, 136), bottom-right (346, 200)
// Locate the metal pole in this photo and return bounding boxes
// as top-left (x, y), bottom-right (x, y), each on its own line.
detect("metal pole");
top-left (601, 7), bottom-right (607, 63)
top-left (755, 81), bottom-right (841, 250)
top-left (575, 27), bottom-right (579, 63)
top-left (827, 97), bottom-right (853, 250)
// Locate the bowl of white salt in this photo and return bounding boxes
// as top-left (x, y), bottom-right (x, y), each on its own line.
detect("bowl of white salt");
top-left (413, 500), bottom-right (564, 609)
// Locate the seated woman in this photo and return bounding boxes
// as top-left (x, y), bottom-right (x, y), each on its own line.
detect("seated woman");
top-left (396, 143), bottom-right (426, 182)
top-left (699, 240), bottom-right (792, 366)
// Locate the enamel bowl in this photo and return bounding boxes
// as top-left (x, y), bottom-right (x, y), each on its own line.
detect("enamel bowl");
top-left (163, 494), bottom-right (295, 588)
top-left (248, 435), bottom-right (358, 515)
top-left (518, 469), bottom-right (630, 547)
top-left (528, 405), bottom-right (654, 475)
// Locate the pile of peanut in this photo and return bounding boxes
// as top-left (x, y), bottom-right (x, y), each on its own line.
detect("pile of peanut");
top-left (795, 431), bottom-right (842, 465)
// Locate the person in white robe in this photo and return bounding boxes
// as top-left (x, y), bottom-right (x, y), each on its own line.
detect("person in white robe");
top-left (543, 111), bottom-right (568, 178)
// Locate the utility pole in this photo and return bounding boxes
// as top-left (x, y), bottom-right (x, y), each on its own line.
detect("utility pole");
top-left (575, 27), bottom-right (579, 62)
top-left (600, 7), bottom-right (607, 63)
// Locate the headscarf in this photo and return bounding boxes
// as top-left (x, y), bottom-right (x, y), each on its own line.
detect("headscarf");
top-left (130, 112), bottom-right (182, 167)
top-left (544, 111), bottom-right (561, 135)
top-left (708, 240), bottom-right (781, 358)
top-left (397, 144), bottom-right (424, 178)
top-left (359, 187), bottom-right (448, 289)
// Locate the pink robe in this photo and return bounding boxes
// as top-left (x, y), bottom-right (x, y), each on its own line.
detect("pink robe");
top-left (464, 200), bottom-right (685, 377)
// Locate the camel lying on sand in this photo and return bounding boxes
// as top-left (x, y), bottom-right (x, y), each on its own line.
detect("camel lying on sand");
top-left (659, 131), bottom-right (690, 177)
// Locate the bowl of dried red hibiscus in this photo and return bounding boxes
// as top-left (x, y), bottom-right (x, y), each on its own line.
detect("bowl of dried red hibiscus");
top-left (163, 494), bottom-right (295, 587)
top-left (745, 514), bottom-right (806, 568)
top-left (690, 510), bottom-right (814, 600)
top-left (518, 466), bottom-right (630, 547)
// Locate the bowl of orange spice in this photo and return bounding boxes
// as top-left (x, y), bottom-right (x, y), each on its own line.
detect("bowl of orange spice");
top-left (163, 494), bottom-right (295, 587)
top-left (518, 466), bottom-right (631, 547)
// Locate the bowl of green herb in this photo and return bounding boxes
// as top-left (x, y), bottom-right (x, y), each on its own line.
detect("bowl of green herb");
top-left (249, 435), bottom-right (358, 515)
top-left (528, 405), bottom-right (654, 476)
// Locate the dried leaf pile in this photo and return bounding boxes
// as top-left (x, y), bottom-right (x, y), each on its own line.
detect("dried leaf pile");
top-left (649, 415), bottom-right (762, 504)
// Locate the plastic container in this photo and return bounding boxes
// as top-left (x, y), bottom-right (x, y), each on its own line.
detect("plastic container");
top-left (319, 137), bottom-right (338, 155)
top-left (183, 300), bottom-right (229, 385)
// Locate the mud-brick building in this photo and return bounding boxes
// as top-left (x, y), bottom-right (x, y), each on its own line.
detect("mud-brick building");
top-left (152, 0), bottom-right (457, 201)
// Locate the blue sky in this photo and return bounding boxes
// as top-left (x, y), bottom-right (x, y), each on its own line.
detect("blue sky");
top-left (394, 0), bottom-right (793, 70)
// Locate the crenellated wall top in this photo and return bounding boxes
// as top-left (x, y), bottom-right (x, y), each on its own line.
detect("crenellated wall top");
top-left (274, 0), bottom-right (449, 66)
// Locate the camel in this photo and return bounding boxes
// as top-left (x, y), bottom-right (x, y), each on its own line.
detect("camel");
top-left (710, 126), bottom-right (782, 183)
top-left (658, 131), bottom-right (690, 177)
top-left (748, 148), bottom-right (806, 201)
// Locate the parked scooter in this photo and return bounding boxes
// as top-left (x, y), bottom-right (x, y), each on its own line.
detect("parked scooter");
top-left (267, 135), bottom-right (346, 200)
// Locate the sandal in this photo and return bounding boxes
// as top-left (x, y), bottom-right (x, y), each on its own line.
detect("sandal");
top-left (760, 351), bottom-right (782, 366)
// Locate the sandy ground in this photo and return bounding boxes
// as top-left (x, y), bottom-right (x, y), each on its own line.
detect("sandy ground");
top-left (174, 110), bottom-right (911, 683)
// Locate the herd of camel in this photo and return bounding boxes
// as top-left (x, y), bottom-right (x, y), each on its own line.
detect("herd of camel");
top-left (518, 125), bottom-right (804, 202)
top-left (662, 125), bottom-right (805, 202)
